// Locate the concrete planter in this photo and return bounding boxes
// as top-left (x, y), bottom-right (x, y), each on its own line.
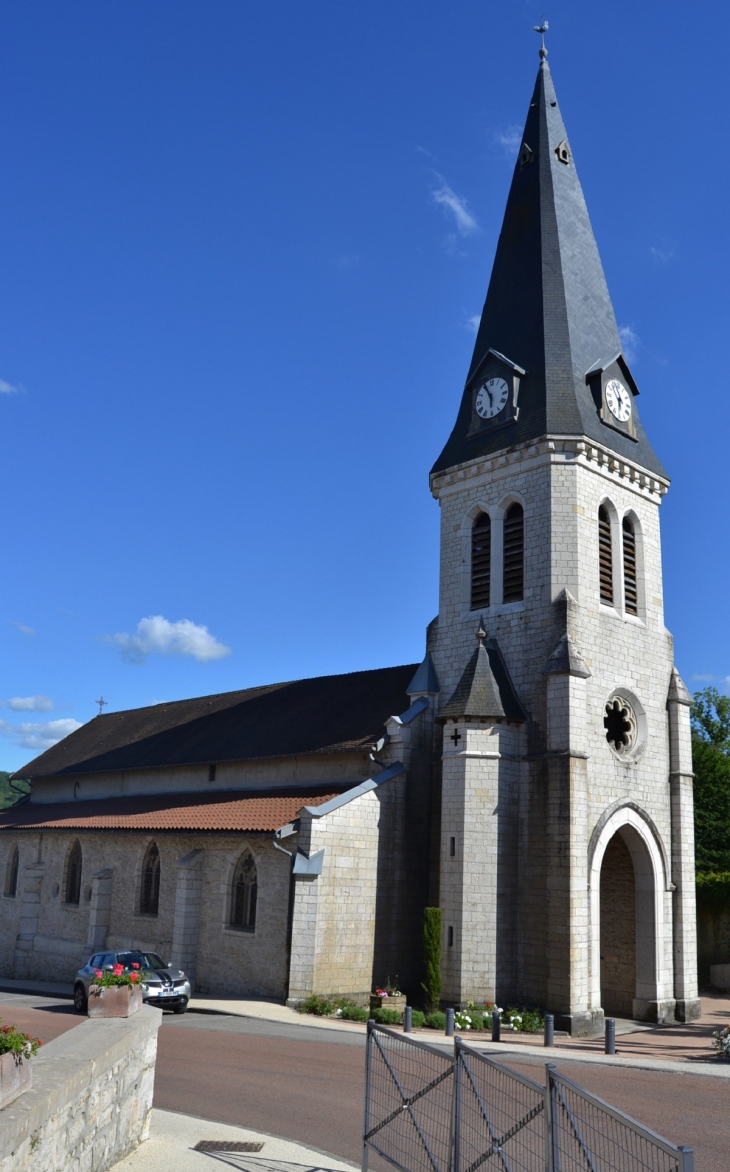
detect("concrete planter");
top-left (370, 995), bottom-right (406, 1014)
top-left (0, 1050), bottom-right (32, 1110)
top-left (88, 984), bottom-right (143, 1018)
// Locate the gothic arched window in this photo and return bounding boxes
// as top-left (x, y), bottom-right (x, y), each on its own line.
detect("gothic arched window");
top-left (470, 513), bottom-right (491, 610)
top-left (139, 842), bottom-right (160, 916)
top-left (623, 517), bottom-right (638, 615)
top-left (4, 846), bottom-right (18, 898)
top-left (598, 505), bottom-right (613, 605)
top-left (502, 503), bottom-right (524, 603)
top-left (65, 840), bottom-right (82, 905)
top-left (230, 852), bottom-right (257, 931)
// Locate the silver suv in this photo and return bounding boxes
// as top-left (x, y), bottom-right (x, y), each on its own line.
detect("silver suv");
top-left (74, 950), bottom-right (191, 1014)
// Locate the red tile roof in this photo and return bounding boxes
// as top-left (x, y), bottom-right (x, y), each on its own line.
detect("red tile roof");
top-left (0, 788), bottom-right (342, 834)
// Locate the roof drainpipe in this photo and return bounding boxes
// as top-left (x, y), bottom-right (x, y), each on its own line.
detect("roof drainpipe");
top-left (272, 833), bottom-right (296, 1004)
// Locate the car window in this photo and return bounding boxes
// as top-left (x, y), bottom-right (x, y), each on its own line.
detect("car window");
top-left (88, 955), bottom-right (100, 968)
top-left (140, 953), bottom-right (167, 969)
top-left (102, 953), bottom-right (115, 967)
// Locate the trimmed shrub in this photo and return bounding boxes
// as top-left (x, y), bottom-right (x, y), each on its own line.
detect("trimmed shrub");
top-left (372, 1007), bottom-right (402, 1026)
top-left (424, 1011), bottom-right (446, 1030)
top-left (340, 1005), bottom-right (370, 1022)
top-left (422, 907), bottom-right (443, 1012)
top-left (300, 995), bottom-right (334, 1016)
top-left (696, 871), bottom-right (730, 911)
top-left (411, 1010), bottom-right (425, 1028)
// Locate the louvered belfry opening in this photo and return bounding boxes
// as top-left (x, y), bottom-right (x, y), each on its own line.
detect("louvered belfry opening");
top-left (140, 841), bottom-right (161, 916)
top-left (598, 505), bottom-right (614, 605)
top-left (65, 840), bottom-right (82, 905)
top-left (470, 512), bottom-right (491, 610)
top-left (503, 503), bottom-right (524, 602)
top-left (623, 517), bottom-right (638, 615)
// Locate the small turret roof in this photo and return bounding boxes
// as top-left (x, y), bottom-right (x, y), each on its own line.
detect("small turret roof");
top-left (432, 58), bottom-right (666, 479)
top-left (439, 625), bottom-right (525, 722)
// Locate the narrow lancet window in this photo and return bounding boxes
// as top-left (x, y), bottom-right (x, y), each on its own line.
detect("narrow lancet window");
top-left (502, 503), bottom-right (524, 603)
top-left (470, 513), bottom-right (491, 610)
top-left (230, 852), bottom-right (257, 931)
top-left (623, 517), bottom-right (638, 615)
top-left (599, 506), bottom-right (613, 605)
top-left (4, 846), bottom-right (18, 898)
top-left (140, 842), bottom-right (161, 916)
top-left (65, 840), bottom-right (82, 905)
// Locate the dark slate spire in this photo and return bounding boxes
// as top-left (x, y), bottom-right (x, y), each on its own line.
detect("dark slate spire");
top-left (407, 650), bottom-right (440, 695)
top-left (432, 58), bottom-right (666, 479)
top-left (439, 623), bottom-right (526, 722)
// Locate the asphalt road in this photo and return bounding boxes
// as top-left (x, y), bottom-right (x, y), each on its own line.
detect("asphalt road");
top-left (157, 1013), bottom-right (730, 1172)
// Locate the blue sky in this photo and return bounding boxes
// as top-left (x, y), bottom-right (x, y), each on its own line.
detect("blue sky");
top-left (0, 1), bottom-right (728, 771)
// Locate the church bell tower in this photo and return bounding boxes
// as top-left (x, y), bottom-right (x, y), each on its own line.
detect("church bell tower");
top-left (428, 45), bottom-right (699, 1034)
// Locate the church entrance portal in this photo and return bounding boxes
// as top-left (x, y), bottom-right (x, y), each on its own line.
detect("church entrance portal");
top-left (598, 824), bottom-right (658, 1020)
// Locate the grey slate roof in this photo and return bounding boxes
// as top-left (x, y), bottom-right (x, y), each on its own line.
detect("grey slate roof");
top-left (439, 628), bottom-right (526, 722)
top-left (14, 664), bottom-right (418, 780)
top-left (432, 60), bottom-right (666, 479)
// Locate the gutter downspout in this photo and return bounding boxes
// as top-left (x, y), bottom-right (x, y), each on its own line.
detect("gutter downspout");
top-left (272, 836), bottom-right (296, 1003)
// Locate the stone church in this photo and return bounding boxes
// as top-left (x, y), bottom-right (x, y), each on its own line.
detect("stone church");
top-left (0, 50), bottom-right (699, 1033)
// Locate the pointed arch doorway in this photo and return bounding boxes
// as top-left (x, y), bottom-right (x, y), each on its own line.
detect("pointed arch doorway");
top-left (590, 807), bottom-right (671, 1022)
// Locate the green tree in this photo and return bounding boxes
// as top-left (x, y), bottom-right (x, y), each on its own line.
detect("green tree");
top-left (0, 773), bottom-right (30, 809)
top-left (690, 687), bottom-right (730, 873)
top-left (421, 907), bottom-right (442, 1012)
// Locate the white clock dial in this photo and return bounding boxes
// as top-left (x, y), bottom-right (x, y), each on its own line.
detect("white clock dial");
top-left (605, 378), bottom-right (632, 423)
top-left (475, 377), bottom-right (509, 420)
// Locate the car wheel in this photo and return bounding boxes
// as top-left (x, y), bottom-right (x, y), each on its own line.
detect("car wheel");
top-left (73, 984), bottom-right (87, 1013)
top-left (172, 1006), bottom-right (187, 1014)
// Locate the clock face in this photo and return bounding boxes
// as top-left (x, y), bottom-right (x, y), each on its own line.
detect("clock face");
top-left (605, 378), bottom-right (632, 423)
top-left (475, 377), bottom-right (509, 420)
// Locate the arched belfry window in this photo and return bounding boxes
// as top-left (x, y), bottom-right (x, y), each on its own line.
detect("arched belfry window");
top-left (65, 840), bottom-right (82, 905)
top-left (140, 842), bottom-right (160, 916)
top-left (230, 852), bottom-right (257, 931)
top-left (4, 846), bottom-right (18, 898)
top-left (623, 517), bottom-right (638, 615)
top-left (470, 513), bottom-right (491, 610)
top-left (502, 503), bottom-right (524, 603)
top-left (598, 506), bottom-right (613, 605)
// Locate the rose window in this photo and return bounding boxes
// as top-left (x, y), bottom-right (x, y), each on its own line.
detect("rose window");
top-left (604, 697), bottom-right (637, 754)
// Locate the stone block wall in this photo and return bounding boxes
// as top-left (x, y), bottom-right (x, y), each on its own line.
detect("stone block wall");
top-left (0, 1005), bottom-right (160, 1171)
top-left (0, 832), bottom-right (291, 998)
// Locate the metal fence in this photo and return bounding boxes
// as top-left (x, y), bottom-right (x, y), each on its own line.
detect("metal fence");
top-left (363, 1024), bottom-right (694, 1172)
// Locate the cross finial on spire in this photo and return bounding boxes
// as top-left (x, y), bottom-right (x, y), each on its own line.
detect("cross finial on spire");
top-left (95, 697), bottom-right (108, 716)
top-left (476, 619), bottom-right (487, 643)
top-left (533, 17), bottom-right (549, 60)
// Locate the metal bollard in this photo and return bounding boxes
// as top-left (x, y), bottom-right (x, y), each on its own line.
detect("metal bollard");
top-left (403, 1006), bottom-right (412, 1033)
top-left (491, 1008), bottom-right (501, 1042)
top-left (605, 1018), bottom-right (616, 1055)
top-left (445, 1008), bottom-right (455, 1037)
top-left (544, 1013), bottom-right (554, 1047)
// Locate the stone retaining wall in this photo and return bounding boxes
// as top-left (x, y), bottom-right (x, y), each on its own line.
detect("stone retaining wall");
top-left (0, 1004), bottom-right (160, 1171)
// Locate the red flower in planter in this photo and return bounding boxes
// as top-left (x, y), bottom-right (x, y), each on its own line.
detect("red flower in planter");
top-left (131, 962), bottom-right (140, 970)
top-left (112, 964), bottom-right (124, 975)
top-left (129, 973), bottom-right (139, 982)
top-left (95, 969), bottom-right (103, 979)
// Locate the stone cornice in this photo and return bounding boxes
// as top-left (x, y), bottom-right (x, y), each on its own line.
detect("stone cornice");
top-left (430, 434), bottom-right (671, 501)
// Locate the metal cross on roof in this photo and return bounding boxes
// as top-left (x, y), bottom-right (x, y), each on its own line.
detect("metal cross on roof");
top-left (95, 697), bottom-right (108, 716)
top-left (533, 18), bottom-right (549, 59)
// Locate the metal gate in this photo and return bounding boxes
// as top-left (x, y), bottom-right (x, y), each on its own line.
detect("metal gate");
top-left (363, 1024), bottom-right (694, 1172)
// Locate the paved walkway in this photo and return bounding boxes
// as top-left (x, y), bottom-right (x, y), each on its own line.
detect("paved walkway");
top-left (110, 1109), bottom-right (359, 1172)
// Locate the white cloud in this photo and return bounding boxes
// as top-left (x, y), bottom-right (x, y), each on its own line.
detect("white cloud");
top-left (495, 126), bottom-right (522, 158)
top-left (6, 695), bottom-right (54, 712)
top-left (12, 622), bottom-right (36, 636)
top-left (0, 379), bottom-right (23, 395)
top-left (0, 717), bottom-right (82, 752)
top-left (431, 178), bottom-right (479, 237)
top-left (107, 615), bottom-right (232, 664)
top-left (650, 244), bottom-right (674, 264)
top-left (619, 325), bottom-right (639, 364)
top-left (464, 314), bottom-right (481, 334)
